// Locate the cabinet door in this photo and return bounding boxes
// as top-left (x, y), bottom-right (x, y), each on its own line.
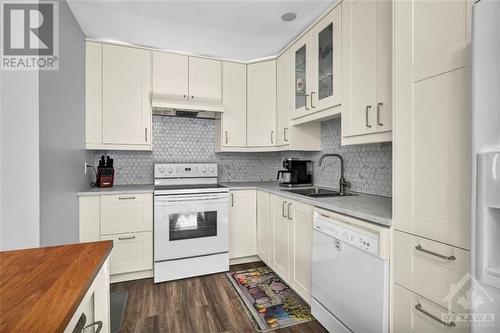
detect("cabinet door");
top-left (229, 190), bottom-right (257, 259)
top-left (247, 60), bottom-right (277, 146)
top-left (310, 4), bottom-right (342, 112)
top-left (85, 41), bottom-right (102, 146)
top-left (270, 195), bottom-right (291, 281)
top-left (188, 57), bottom-right (222, 103)
top-left (100, 194), bottom-right (153, 235)
top-left (290, 35), bottom-right (314, 119)
top-left (152, 51), bottom-right (188, 101)
top-left (289, 200), bottom-right (313, 303)
top-left (393, 0), bottom-right (471, 249)
top-left (222, 62), bottom-right (246, 147)
top-left (393, 283), bottom-right (469, 333)
top-left (100, 231), bottom-right (153, 275)
top-left (256, 191), bottom-right (271, 266)
top-left (375, 0), bottom-right (392, 133)
top-left (102, 44), bottom-right (151, 145)
top-left (276, 50), bottom-right (291, 146)
top-left (342, 0), bottom-right (377, 136)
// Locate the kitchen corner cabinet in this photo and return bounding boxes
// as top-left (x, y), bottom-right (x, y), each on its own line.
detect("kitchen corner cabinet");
top-left (229, 190), bottom-right (257, 259)
top-left (217, 62), bottom-right (247, 148)
top-left (152, 53), bottom-right (222, 104)
top-left (290, 4), bottom-right (342, 125)
top-left (276, 49), bottom-right (321, 150)
top-left (79, 193), bottom-right (153, 283)
top-left (341, 0), bottom-right (392, 145)
top-left (247, 60), bottom-right (277, 147)
top-left (85, 42), bottom-right (152, 151)
top-left (270, 194), bottom-right (313, 303)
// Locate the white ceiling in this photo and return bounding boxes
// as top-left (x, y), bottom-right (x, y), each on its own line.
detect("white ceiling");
top-left (67, 0), bottom-right (337, 61)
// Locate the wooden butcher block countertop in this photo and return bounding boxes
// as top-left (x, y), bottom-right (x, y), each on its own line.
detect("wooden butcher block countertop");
top-left (0, 241), bottom-right (113, 333)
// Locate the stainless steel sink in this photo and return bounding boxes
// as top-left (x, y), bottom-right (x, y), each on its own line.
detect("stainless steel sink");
top-left (283, 187), bottom-right (355, 198)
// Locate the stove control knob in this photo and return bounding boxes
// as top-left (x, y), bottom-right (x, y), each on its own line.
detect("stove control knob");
top-left (158, 166), bottom-right (166, 175)
top-left (167, 167), bottom-right (174, 174)
top-left (202, 166), bottom-right (208, 173)
top-left (208, 166), bottom-right (215, 173)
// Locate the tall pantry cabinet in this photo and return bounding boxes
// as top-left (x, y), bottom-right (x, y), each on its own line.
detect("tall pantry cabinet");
top-left (392, 0), bottom-right (473, 332)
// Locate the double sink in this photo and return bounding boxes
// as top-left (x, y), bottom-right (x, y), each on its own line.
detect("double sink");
top-left (283, 187), bottom-right (355, 198)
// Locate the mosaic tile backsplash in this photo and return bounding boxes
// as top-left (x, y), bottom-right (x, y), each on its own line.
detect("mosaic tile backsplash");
top-left (92, 116), bottom-right (392, 197)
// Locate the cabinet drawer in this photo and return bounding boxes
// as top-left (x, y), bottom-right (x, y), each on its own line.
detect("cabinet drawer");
top-left (100, 194), bottom-right (152, 234)
top-left (393, 283), bottom-right (469, 333)
top-left (394, 231), bottom-right (470, 313)
top-left (101, 231), bottom-right (152, 275)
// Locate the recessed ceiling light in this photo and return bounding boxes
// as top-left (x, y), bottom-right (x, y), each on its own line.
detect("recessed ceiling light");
top-left (281, 12), bottom-right (297, 22)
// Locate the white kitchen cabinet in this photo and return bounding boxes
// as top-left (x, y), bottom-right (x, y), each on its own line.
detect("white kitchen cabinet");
top-left (247, 60), bottom-right (277, 147)
top-left (229, 190), bottom-right (257, 259)
top-left (393, 0), bottom-right (471, 249)
top-left (79, 193), bottom-right (154, 282)
top-left (102, 44), bottom-right (151, 146)
top-left (270, 194), bottom-right (291, 281)
top-left (288, 199), bottom-right (313, 302)
top-left (341, 0), bottom-right (392, 145)
top-left (85, 41), bottom-right (102, 148)
top-left (393, 283), bottom-right (469, 333)
top-left (393, 231), bottom-right (470, 314)
top-left (100, 231), bottom-right (153, 275)
top-left (152, 51), bottom-right (189, 101)
top-left (218, 62), bottom-right (247, 148)
top-left (276, 49), bottom-right (321, 150)
top-left (100, 194), bottom-right (153, 235)
top-left (256, 191), bottom-right (271, 266)
top-left (290, 34), bottom-right (313, 120)
top-left (188, 57), bottom-right (222, 103)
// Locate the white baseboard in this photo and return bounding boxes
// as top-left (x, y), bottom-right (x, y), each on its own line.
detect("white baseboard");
top-left (230, 255), bottom-right (261, 265)
top-left (110, 269), bottom-right (153, 284)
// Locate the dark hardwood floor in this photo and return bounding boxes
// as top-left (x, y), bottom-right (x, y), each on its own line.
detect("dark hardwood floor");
top-left (111, 261), bottom-right (328, 333)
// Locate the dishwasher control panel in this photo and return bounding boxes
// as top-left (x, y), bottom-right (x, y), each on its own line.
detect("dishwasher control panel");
top-left (314, 215), bottom-right (379, 256)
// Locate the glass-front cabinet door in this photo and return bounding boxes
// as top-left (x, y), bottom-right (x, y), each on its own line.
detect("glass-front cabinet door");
top-left (290, 34), bottom-right (314, 120)
top-left (311, 4), bottom-right (341, 112)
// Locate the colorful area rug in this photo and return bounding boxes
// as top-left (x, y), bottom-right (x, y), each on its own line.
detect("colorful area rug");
top-left (227, 267), bottom-right (313, 332)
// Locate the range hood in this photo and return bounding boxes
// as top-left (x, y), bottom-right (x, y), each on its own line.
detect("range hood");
top-left (152, 95), bottom-right (224, 120)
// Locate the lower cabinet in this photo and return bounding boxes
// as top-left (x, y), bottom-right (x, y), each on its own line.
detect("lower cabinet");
top-left (229, 190), bottom-right (257, 259)
top-left (79, 193), bottom-right (153, 283)
top-left (393, 283), bottom-right (469, 333)
top-left (268, 194), bottom-right (313, 303)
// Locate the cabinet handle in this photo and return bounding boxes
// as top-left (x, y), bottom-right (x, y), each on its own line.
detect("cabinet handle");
top-left (118, 236), bottom-right (136, 240)
top-left (271, 130), bottom-right (274, 144)
top-left (284, 128), bottom-right (289, 142)
top-left (365, 105), bottom-right (372, 128)
top-left (118, 196), bottom-right (136, 200)
top-left (282, 201), bottom-right (287, 217)
top-left (305, 94), bottom-right (310, 111)
top-left (415, 245), bottom-right (456, 261)
top-left (415, 304), bottom-right (456, 328)
top-left (231, 193), bottom-right (234, 207)
top-left (82, 321), bottom-right (103, 333)
top-left (145, 128), bottom-right (148, 142)
top-left (377, 102), bottom-right (384, 126)
top-left (311, 92), bottom-right (316, 108)
top-left (183, 94), bottom-right (187, 99)
top-left (191, 95), bottom-right (194, 99)
top-left (287, 203), bottom-right (293, 220)
top-left (225, 131), bottom-right (228, 144)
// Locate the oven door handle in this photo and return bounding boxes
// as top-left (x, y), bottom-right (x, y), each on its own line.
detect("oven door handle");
top-left (155, 194), bottom-right (228, 202)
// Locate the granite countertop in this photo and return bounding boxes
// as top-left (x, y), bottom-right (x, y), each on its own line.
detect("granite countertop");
top-left (78, 184), bottom-right (154, 196)
top-left (220, 181), bottom-right (392, 226)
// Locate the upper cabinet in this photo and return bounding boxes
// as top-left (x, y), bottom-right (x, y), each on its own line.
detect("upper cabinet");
top-left (247, 60), bottom-right (277, 147)
top-left (341, 0), bottom-right (392, 145)
top-left (290, 4), bottom-right (342, 125)
top-left (86, 42), bottom-right (152, 150)
top-left (152, 52), bottom-right (222, 106)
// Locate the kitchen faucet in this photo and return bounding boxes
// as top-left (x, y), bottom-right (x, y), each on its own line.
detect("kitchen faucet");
top-left (318, 154), bottom-right (350, 196)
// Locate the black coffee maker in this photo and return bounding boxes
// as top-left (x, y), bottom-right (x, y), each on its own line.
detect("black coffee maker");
top-left (277, 158), bottom-right (313, 187)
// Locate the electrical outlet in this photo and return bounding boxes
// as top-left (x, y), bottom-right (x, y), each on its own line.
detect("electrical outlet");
top-left (84, 162), bottom-right (88, 174)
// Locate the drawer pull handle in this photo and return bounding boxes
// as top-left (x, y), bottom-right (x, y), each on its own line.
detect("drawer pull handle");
top-left (415, 303), bottom-right (456, 328)
top-left (81, 321), bottom-right (103, 333)
top-left (118, 236), bottom-right (136, 240)
top-left (118, 196), bottom-right (136, 200)
top-left (415, 245), bottom-right (456, 261)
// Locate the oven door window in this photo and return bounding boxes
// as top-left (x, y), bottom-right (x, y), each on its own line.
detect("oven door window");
top-left (169, 211), bottom-right (217, 241)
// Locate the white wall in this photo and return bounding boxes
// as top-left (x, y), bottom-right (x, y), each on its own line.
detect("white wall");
top-left (0, 70), bottom-right (40, 250)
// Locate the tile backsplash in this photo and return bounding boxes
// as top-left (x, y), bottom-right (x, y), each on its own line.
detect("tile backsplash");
top-left (93, 116), bottom-right (392, 197)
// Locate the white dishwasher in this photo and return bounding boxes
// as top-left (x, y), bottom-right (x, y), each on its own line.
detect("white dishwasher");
top-left (312, 208), bottom-right (390, 333)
